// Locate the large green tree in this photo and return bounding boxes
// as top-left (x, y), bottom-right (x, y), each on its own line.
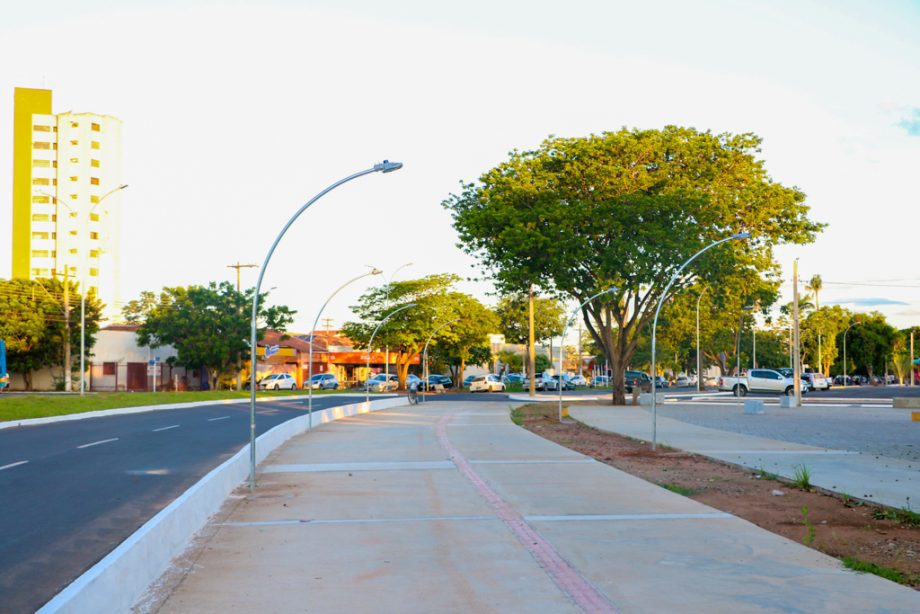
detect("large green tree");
top-left (445, 127), bottom-right (823, 402)
top-left (0, 278), bottom-right (103, 390)
top-left (342, 274), bottom-right (496, 389)
top-left (495, 293), bottom-right (565, 371)
top-left (834, 312), bottom-right (896, 380)
top-left (124, 281), bottom-right (294, 390)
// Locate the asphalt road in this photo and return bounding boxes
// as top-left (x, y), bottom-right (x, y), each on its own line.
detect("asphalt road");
top-left (0, 395), bottom-right (365, 613)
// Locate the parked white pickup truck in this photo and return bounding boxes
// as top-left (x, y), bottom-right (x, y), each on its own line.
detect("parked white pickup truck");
top-left (718, 369), bottom-right (804, 396)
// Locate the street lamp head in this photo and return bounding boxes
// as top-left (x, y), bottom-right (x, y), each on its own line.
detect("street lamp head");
top-left (732, 231), bottom-right (752, 240)
top-left (375, 160), bottom-right (403, 173)
top-left (117, 184), bottom-right (129, 191)
top-left (369, 268), bottom-right (383, 275)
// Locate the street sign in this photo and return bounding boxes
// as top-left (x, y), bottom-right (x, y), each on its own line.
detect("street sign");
top-left (265, 345), bottom-right (280, 358)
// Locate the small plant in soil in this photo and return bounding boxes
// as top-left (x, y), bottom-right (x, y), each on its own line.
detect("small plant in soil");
top-left (842, 556), bottom-right (910, 585)
top-left (756, 466), bottom-right (779, 481)
top-left (872, 506), bottom-right (920, 527)
top-left (800, 506), bottom-right (816, 546)
top-left (792, 464), bottom-right (812, 490)
top-left (659, 483), bottom-right (696, 496)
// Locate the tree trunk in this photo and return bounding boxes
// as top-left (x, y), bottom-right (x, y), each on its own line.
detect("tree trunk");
top-left (396, 353), bottom-right (410, 390)
top-left (23, 371), bottom-right (33, 391)
top-left (459, 358), bottom-right (466, 386)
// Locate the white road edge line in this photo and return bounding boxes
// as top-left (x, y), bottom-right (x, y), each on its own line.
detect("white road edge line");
top-left (77, 438), bottom-right (119, 449)
top-left (0, 460), bottom-right (29, 471)
top-left (153, 425), bottom-right (180, 432)
top-left (207, 416), bottom-right (231, 422)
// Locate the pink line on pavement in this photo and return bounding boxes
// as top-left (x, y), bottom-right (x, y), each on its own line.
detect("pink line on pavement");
top-left (435, 414), bottom-right (616, 613)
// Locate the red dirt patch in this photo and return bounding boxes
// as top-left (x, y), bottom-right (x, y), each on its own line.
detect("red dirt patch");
top-left (514, 403), bottom-right (920, 588)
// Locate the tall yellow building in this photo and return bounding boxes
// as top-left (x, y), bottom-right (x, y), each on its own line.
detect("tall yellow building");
top-left (11, 87), bottom-right (125, 318)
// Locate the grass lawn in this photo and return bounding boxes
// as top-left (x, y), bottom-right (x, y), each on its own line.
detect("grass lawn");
top-left (0, 389), bottom-right (380, 422)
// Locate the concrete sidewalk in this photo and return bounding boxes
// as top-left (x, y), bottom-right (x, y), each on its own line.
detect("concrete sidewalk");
top-left (143, 401), bottom-right (919, 613)
top-left (571, 404), bottom-right (918, 510)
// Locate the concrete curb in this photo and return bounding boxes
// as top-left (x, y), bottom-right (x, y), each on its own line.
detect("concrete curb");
top-left (506, 394), bottom-right (601, 402)
top-left (37, 397), bottom-right (408, 614)
top-left (0, 393), bottom-right (398, 430)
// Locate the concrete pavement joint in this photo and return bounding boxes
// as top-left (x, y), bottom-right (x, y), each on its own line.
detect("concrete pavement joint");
top-left (526, 512), bottom-right (733, 522)
top-left (217, 515), bottom-right (496, 527)
top-left (436, 412), bottom-right (617, 613)
top-left (264, 461), bottom-right (455, 473)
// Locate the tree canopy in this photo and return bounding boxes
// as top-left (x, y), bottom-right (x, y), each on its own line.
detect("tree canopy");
top-left (341, 274), bottom-right (497, 389)
top-left (0, 278), bottom-right (103, 390)
top-left (444, 126), bottom-right (823, 402)
top-left (123, 281), bottom-right (294, 390)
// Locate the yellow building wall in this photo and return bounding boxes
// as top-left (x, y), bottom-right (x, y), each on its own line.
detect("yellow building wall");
top-left (12, 88), bottom-right (52, 279)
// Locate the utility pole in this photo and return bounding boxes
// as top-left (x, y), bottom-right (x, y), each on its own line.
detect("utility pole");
top-left (577, 320), bottom-right (582, 380)
top-left (63, 270), bottom-right (72, 392)
top-left (528, 285), bottom-right (536, 397)
top-left (228, 262), bottom-right (257, 391)
top-left (792, 259), bottom-right (802, 406)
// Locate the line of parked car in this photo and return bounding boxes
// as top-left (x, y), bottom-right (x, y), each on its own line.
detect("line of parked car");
top-left (718, 368), bottom-right (834, 396)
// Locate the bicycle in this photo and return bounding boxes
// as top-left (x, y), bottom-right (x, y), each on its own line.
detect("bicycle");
top-left (407, 382), bottom-right (419, 405)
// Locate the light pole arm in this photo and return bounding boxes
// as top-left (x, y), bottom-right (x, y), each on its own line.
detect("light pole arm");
top-left (559, 288), bottom-right (617, 421)
top-left (365, 303), bottom-right (417, 403)
top-left (307, 268), bottom-right (381, 413)
top-left (651, 232), bottom-right (750, 450)
top-left (248, 161), bottom-right (402, 491)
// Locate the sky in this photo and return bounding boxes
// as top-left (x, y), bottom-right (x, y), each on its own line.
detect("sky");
top-left (2, 0), bottom-right (919, 337)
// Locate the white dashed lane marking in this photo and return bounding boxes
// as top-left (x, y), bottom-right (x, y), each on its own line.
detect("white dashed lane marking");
top-left (207, 416), bottom-right (231, 422)
top-left (153, 425), bottom-right (180, 432)
top-left (77, 438), bottom-right (119, 449)
top-left (0, 460), bottom-right (29, 471)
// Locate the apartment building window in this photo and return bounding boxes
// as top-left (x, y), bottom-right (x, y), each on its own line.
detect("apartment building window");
top-left (32, 195), bottom-right (50, 204)
top-left (90, 195), bottom-right (100, 204)
top-left (34, 125), bottom-right (51, 132)
top-left (89, 268), bottom-right (99, 277)
top-left (33, 142), bottom-right (51, 150)
top-left (91, 141), bottom-right (100, 150)
top-left (33, 160), bottom-right (50, 168)
top-left (89, 249), bottom-right (100, 258)
top-left (32, 178), bottom-right (50, 186)
top-left (31, 214), bottom-right (51, 222)
top-left (31, 268), bottom-right (50, 277)
top-left (91, 123), bottom-right (101, 132)
top-left (103, 362), bottom-right (116, 376)
top-left (69, 248), bottom-right (78, 255)
top-left (69, 157), bottom-right (79, 164)
top-left (70, 194), bottom-right (78, 200)
top-left (70, 139), bottom-right (79, 146)
top-left (31, 250), bottom-right (50, 258)
top-left (89, 213), bottom-right (100, 222)
top-left (32, 232), bottom-right (49, 240)
top-left (70, 121), bottom-right (79, 128)
top-left (91, 159), bottom-right (100, 168)
top-left (89, 232), bottom-right (99, 240)
top-left (70, 176), bottom-right (79, 182)
top-left (90, 177), bottom-right (100, 185)
top-left (69, 211), bottom-right (78, 218)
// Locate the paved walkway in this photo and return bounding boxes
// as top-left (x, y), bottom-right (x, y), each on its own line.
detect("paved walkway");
top-left (572, 404), bottom-right (919, 510)
top-left (145, 401), bottom-right (919, 613)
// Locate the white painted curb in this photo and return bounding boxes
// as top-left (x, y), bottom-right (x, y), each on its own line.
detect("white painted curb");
top-left (0, 393), bottom-right (398, 430)
top-left (37, 397), bottom-right (408, 614)
top-left (507, 394), bottom-right (601, 402)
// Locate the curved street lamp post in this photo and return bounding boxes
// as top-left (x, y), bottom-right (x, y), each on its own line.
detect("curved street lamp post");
top-left (306, 268), bottom-right (382, 428)
top-left (651, 232), bottom-right (751, 450)
top-left (421, 318), bottom-right (459, 403)
top-left (383, 263), bottom-right (413, 385)
top-left (365, 303), bottom-right (417, 404)
top-left (248, 160), bottom-right (402, 490)
top-left (42, 184), bottom-right (128, 395)
top-left (558, 288), bottom-right (617, 421)
top-left (842, 321), bottom-right (861, 388)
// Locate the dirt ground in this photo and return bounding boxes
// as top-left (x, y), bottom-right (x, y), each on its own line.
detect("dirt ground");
top-left (513, 403), bottom-right (920, 589)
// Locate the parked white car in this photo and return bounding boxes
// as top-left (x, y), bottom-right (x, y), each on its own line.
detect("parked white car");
top-left (570, 375), bottom-right (588, 387)
top-left (258, 373), bottom-right (298, 390)
top-left (718, 369), bottom-right (803, 396)
top-left (469, 374), bottom-right (506, 393)
top-left (804, 372), bottom-right (831, 390)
